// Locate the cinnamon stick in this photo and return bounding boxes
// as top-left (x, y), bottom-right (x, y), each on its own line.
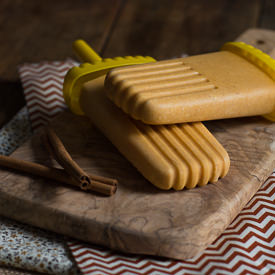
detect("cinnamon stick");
top-left (42, 126), bottom-right (118, 191)
top-left (44, 127), bottom-right (92, 190)
top-left (87, 174), bottom-right (118, 187)
top-left (0, 155), bottom-right (117, 196)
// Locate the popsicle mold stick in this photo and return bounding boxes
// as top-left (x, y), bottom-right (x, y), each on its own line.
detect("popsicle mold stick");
top-left (73, 39), bottom-right (102, 63)
top-left (105, 42), bottom-right (275, 124)
top-left (80, 77), bottom-right (230, 190)
top-left (63, 40), bottom-right (156, 115)
top-left (222, 42), bottom-right (275, 121)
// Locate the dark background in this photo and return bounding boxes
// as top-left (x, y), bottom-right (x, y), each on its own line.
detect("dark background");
top-left (0, 0), bottom-right (274, 128)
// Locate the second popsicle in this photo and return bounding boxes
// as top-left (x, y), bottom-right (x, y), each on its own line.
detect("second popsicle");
top-left (105, 42), bottom-right (275, 124)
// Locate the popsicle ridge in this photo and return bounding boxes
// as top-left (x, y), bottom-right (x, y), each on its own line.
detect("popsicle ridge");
top-left (110, 68), bottom-right (199, 94)
top-left (130, 120), bottom-right (229, 190)
top-left (122, 78), bottom-right (211, 114)
top-left (187, 123), bottom-right (228, 181)
top-left (169, 125), bottom-right (211, 187)
top-left (192, 123), bottom-right (230, 178)
top-left (105, 60), bottom-right (217, 123)
top-left (128, 83), bottom-right (216, 121)
top-left (107, 58), bottom-right (184, 76)
top-left (132, 120), bottom-right (189, 190)
top-left (156, 124), bottom-right (200, 189)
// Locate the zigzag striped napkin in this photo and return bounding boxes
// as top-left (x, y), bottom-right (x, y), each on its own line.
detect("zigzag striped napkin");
top-left (18, 61), bottom-right (275, 275)
top-left (19, 60), bottom-right (78, 131)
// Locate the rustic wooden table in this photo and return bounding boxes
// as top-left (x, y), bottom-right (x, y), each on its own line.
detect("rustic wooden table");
top-left (0, 1), bottom-right (274, 274)
top-left (0, 0), bottom-right (274, 128)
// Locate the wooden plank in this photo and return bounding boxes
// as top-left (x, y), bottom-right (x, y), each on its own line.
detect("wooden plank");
top-left (0, 0), bottom-right (121, 80)
top-left (103, 0), bottom-right (261, 59)
top-left (259, 0), bottom-right (275, 29)
top-left (0, 0), bottom-right (121, 127)
top-left (0, 29), bottom-right (274, 260)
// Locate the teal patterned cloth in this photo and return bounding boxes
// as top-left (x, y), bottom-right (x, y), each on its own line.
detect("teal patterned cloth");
top-left (0, 107), bottom-right (32, 156)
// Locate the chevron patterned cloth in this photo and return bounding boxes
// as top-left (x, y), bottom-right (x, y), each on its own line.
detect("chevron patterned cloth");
top-left (19, 60), bottom-right (78, 131)
top-left (17, 61), bottom-right (275, 275)
top-left (68, 174), bottom-right (275, 275)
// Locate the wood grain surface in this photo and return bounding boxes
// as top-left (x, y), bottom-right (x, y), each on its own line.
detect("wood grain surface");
top-left (0, 0), bottom-right (121, 127)
top-left (103, 0), bottom-right (262, 58)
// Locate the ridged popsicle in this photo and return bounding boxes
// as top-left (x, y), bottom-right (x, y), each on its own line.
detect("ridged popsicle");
top-left (80, 76), bottom-right (230, 190)
top-left (105, 43), bottom-right (275, 124)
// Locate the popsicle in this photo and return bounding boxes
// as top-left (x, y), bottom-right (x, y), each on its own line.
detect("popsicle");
top-left (104, 42), bottom-right (275, 124)
top-left (63, 40), bottom-right (230, 190)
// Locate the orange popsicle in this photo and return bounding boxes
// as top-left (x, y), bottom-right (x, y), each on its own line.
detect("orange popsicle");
top-left (105, 42), bottom-right (275, 124)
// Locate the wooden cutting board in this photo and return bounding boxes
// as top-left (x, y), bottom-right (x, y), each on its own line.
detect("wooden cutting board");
top-left (0, 29), bottom-right (274, 260)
